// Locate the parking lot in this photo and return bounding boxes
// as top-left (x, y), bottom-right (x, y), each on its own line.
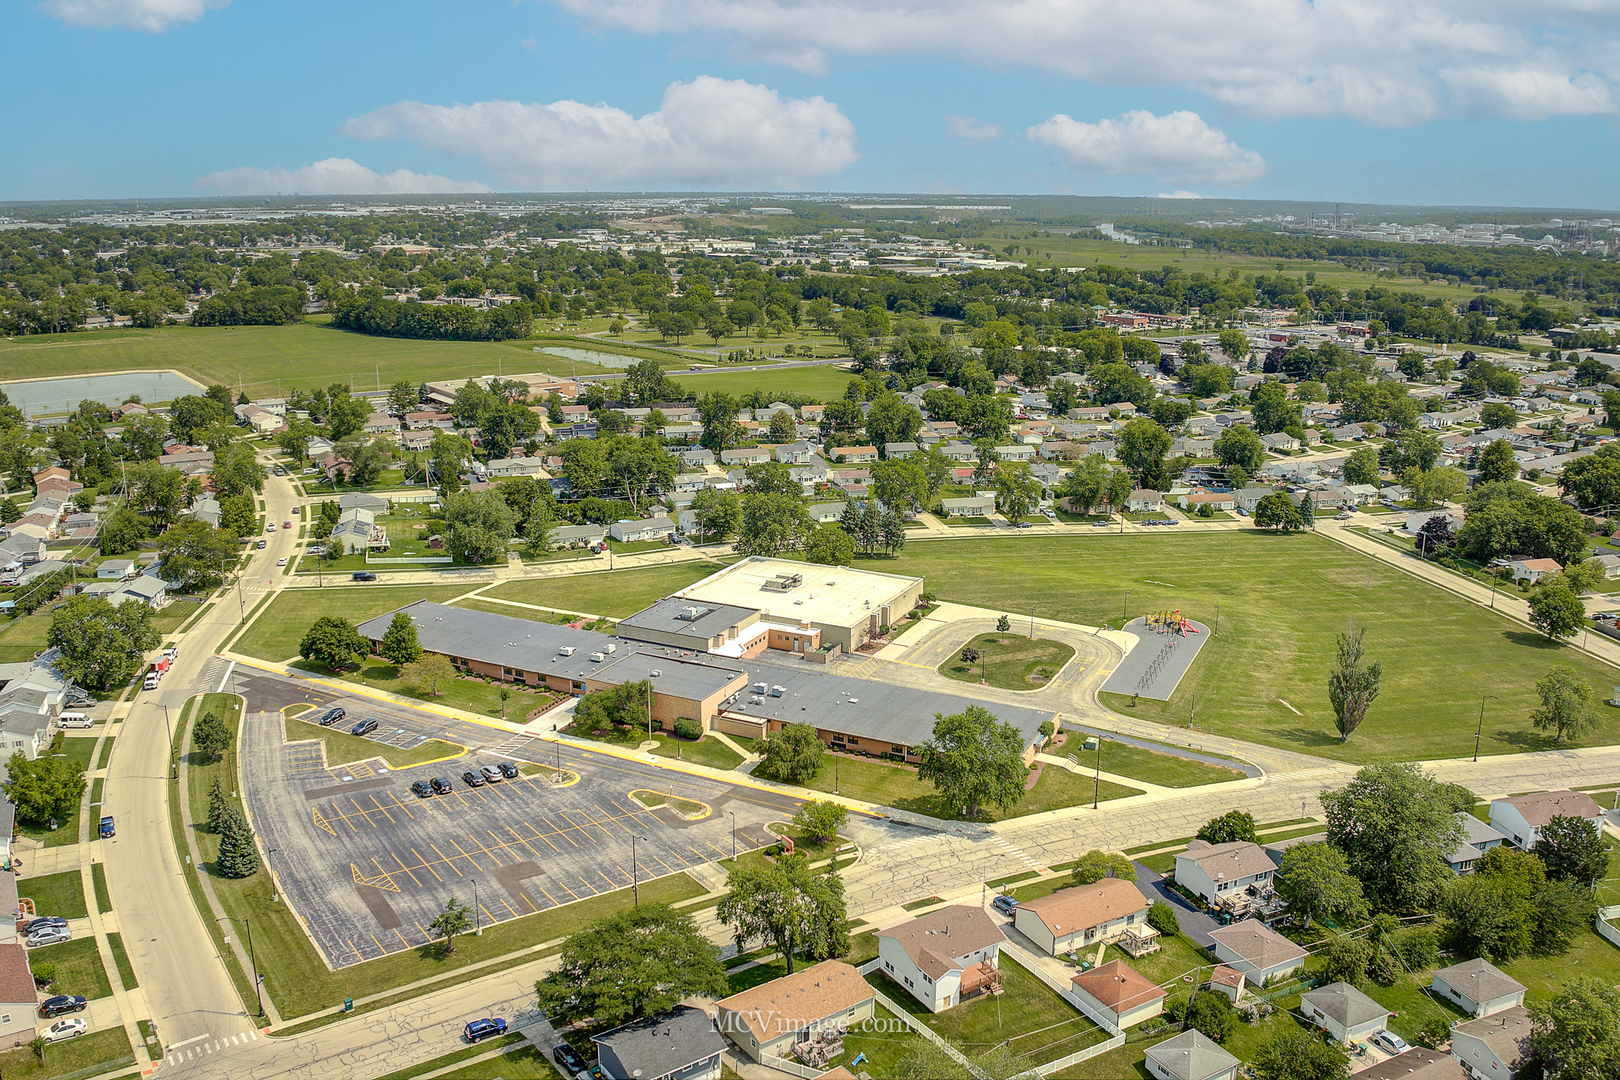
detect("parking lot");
top-left (237, 681), bottom-right (796, 968)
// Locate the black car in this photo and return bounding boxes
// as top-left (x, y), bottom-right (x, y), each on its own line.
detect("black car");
top-left (316, 707), bottom-right (346, 727)
top-left (23, 917), bottom-right (67, 934)
top-left (410, 780), bottom-right (433, 798)
top-left (461, 770), bottom-right (486, 787)
top-left (552, 1042), bottom-right (589, 1076)
top-left (38, 995), bottom-right (86, 1018)
top-left (350, 718), bottom-right (380, 737)
top-left (352, 571), bottom-right (377, 582)
top-left (430, 776), bottom-right (453, 794)
top-left (499, 761), bottom-right (520, 779)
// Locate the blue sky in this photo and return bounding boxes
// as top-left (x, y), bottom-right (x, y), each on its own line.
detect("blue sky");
top-left (5, 0), bottom-right (1619, 208)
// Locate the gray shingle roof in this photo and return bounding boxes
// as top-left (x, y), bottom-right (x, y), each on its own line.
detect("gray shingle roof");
top-left (1434, 958), bottom-right (1525, 1006)
top-left (594, 1005), bottom-right (724, 1077)
top-left (1144, 1029), bottom-right (1240, 1080)
top-left (1302, 981), bottom-right (1389, 1029)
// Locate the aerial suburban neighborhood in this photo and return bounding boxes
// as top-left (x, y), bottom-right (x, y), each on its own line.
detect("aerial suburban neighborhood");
top-left (5, 2), bottom-right (1620, 1080)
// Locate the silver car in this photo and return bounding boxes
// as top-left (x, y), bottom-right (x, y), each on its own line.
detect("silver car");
top-left (27, 926), bottom-right (71, 947)
top-left (1369, 1029), bottom-right (1409, 1055)
top-left (480, 764), bottom-right (505, 784)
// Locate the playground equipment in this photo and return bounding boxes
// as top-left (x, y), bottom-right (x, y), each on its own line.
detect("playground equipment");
top-left (1146, 610), bottom-right (1200, 637)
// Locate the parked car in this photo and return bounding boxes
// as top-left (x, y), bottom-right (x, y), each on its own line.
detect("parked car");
top-left (291, 506), bottom-right (300, 515)
top-left (410, 780), bottom-right (434, 799)
top-left (1335, 511), bottom-right (1353, 520)
top-left (463, 1018), bottom-right (507, 1043)
top-left (272, 466), bottom-right (286, 476)
top-left (255, 539), bottom-right (267, 549)
top-left (266, 523), bottom-right (276, 531)
top-left (24, 918), bottom-right (68, 934)
top-left (1369, 1030), bottom-right (1410, 1056)
top-left (283, 520), bottom-right (292, 529)
top-left (43, 1018), bottom-right (87, 1043)
top-left (991, 895), bottom-right (1019, 917)
top-left (461, 770), bottom-right (486, 788)
top-left (430, 776), bottom-right (454, 795)
top-left (553, 1042), bottom-right (589, 1075)
top-left (39, 995), bottom-right (87, 1017)
top-left (350, 718), bottom-right (380, 737)
top-left (1092, 519), bottom-right (1111, 527)
top-left (498, 762), bottom-right (520, 779)
top-left (480, 765), bottom-right (505, 784)
top-left (316, 707), bottom-right (346, 727)
top-left (352, 571), bottom-right (377, 582)
top-left (276, 557), bottom-right (288, 567)
top-left (28, 927), bottom-right (72, 947)
top-left (99, 816), bottom-right (115, 838)
top-left (1014, 521), bottom-right (1032, 529)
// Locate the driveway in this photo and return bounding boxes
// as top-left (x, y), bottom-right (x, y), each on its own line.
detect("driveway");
top-left (1133, 861), bottom-right (1220, 949)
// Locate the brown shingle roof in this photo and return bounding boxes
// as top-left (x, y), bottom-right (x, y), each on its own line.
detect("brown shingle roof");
top-left (715, 960), bottom-right (872, 1046)
top-left (1356, 1048), bottom-right (1466, 1080)
top-left (1179, 839), bottom-right (1275, 883)
top-left (1017, 878), bottom-right (1151, 937)
top-left (880, 906), bottom-right (1004, 980)
top-left (0, 944), bottom-right (34, 1005)
top-left (1499, 789), bottom-right (1602, 827)
top-left (1208, 922), bottom-right (1307, 970)
top-left (1071, 960), bottom-right (1165, 1013)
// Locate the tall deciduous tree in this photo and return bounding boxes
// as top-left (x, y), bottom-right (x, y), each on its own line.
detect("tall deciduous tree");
top-left (538, 905), bottom-right (726, 1025)
top-left (46, 595), bottom-right (159, 693)
top-left (1327, 624), bottom-right (1382, 742)
top-left (756, 723), bottom-right (825, 784)
top-left (402, 653), bottom-right (455, 697)
top-left (1070, 850), bottom-right (1136, 885)
top-left (1273, 842), bottom-right (1367, 928)
top-left (1254, 491), bottom-right (1304, 531)
top-left (158, 520), bottom-right (235, 592)
top-left (1530, 665), bottom-right (1599, 744)
top-left (915, 705), bottom-right (1028, 820)
top-left (1528, 584), bottom-right (1586, 642)
top-left (717, 853), bottom-right (847, 976)
top-left (1534, 814), bottom-right (1610, 884)
top-left (427, 896), bottom-right (473, 955)
top-left (1322, 762), bottom-right (1464, 914)
top-left (192, 709), bottom-right (233, 763)
top-left (1249, 1024), bottom-right (1350, 1080)
top-left (1528, 978), bottom-right (1620, 1080)
top-left (1197, 811), bottom-right (1257, 845)
top-left (299, 616), bottom-right (368, 670)
top-left (0, 751), bottom-right (86, 825)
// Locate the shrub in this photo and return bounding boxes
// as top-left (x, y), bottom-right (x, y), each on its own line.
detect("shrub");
top-left (1394, 928), bottom-right (1439, 970)
top-left (672, 718), bottom-right (701, 741)
top-left (1147, 900), bottom-right (1181, 936)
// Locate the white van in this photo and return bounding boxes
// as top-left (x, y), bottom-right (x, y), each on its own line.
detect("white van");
top-left (142, 673), bottom-right (160, 691)
top-left (58, 713), bottom-right (92, 729)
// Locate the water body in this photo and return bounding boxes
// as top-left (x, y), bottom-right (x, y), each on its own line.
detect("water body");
top-left (3, 370), bottom-right (206, 415)
top-left (534, 346), bottom-right (644, 370)
top-left (1097, 223), bottom-right (1141, 245)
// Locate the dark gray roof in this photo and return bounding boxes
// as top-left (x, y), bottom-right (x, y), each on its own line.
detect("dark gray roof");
top-left (618, 597), bottom-right (759, 644)
top-left (593, 1005), bottom-right (724, 1076)
top-left (1302, 981), bottom-right (1388, 1028)
top-left (1144, 1029), bottom-right (1240, 1080)
top-left (356, 602), bottom-right (742, 703)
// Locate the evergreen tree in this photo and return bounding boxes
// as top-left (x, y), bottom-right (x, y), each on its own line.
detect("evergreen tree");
top-left (207, 777), bottom-right (228, 834)
top-left (215, 806), bottom-right (261, 878)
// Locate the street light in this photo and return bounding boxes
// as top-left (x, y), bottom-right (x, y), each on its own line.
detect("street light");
top-left (216, 916), bottom-right (265, 1018)
top-left (472, 879), bottom-right (482, 935)
top-left (1475, 694), bottom-right (1496, 762)
top-left (632, 836), bottom-right (648, 905)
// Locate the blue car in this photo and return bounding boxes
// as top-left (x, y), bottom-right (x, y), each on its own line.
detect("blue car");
top-left (464, 1018), bottom-right (507, 1043)
top-left (991, 894), bottom-right (1018, 916)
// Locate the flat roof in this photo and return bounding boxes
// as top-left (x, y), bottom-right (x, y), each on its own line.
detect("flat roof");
top-left (618, 597), bottom-right (759, 643)
top-left (678, 557), bottom-right (920, 630)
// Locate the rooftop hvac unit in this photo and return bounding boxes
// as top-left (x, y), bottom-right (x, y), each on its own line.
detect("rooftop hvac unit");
top-left (770, 685), bottom-right (785, 697)
top-left (650, 669), bottom-right (662, 677)
top-left (558, 646), bottom-right (575, 656)
top-left (589, 652), bottom-right (606, 663)
top-left (753, 682), bottom-right (768, 693)
top-left (603, 643), bottom-right (617, 653)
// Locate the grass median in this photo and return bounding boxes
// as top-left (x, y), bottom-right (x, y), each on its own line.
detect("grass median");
top-left (106, 932), bottom-right (138, 990)
top-left (939, 633), bottom-right (1076, 690)
top-left (283, 715), bottom-right (463, 770)
top-left (797, 752), bottom-right (1141, 820)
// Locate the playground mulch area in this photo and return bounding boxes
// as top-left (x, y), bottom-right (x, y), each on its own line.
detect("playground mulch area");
top-left (1099, 617), bottom-right (1211, 701)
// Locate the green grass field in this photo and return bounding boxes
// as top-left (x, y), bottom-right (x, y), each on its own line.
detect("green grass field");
top-left (19, 870), bottom-right (88, 920)
top-left (0, 1028), bottom-right (134, 1080)
top-left (233, 584), bottom-right (481, 662)
top-left (31, 936), bottom-right (112, 1000)
top-left (484, 562), bottom-right (720, 619)
top-left (1080, 739), bottom-right (1246, 788)
top-left (283, 715), bottom-right (463, 770)
top-left (940, 633), bottom-right (1075, 690)
top-left (797, 752), bottom-right (1141, 820)
top-left (17, 737), bottom-right (96, 847)
top-left (866, 533), bottom-right (1620, 763)
top-left (298, 658), bottom-right (565, 723)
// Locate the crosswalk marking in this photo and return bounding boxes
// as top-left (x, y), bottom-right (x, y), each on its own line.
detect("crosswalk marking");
top-left (166, 1029), bottom-right (258, 1067)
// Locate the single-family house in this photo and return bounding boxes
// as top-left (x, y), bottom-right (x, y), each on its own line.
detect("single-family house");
top-left (1070, 961), bottom-right (1166, 1029)
top-left (0, 944), bottom-right (37, 1044)
top-left (608, 516), bottom-right (675, 543)
top-left (1590, 552), bottom-right (1620, 579)
top-left (1176, 491), bottom-right (1236, 513)
top-left (0, 534), bottom-right (46, 567)
top-left (362, 413), bottom-right (399, 436)
top-left (1232, 486), bottom-right (1276, 514)
top-left (592, 1005), bottom-right (725, 1080)
top-left (715, 960), bottom-right (875, 1064)
top-left (1449, 1005), bottom-right (1532, 1080)
top-left (1488, 790), bottom-right (1604, 849)
top-left (1127, 490), bottom-right (1163, 513)
top-left (1011, 878), bottom-right (1152, 956)
top-left (680, 448), bottom-right (717, 469)
top-left (1261, 432), bottom-right (1301, 453)
top-left (808, 502), bottom-right (847, 524)
top-left (404, 411), bottom-right (455, 430)
top-left (995, 444), bottom-right (1037, 461)
top-left (775, 442), bottom-right (818, 465)
top-left (1504, 558), bottom-right (1561, 584)
top-left (1299, 981), bottom-right (1389, 1043)
top-left (400, 430), bottom-right (433, 452)
top-left (111, 573), bottom-right (169, 609)
top-left (485, 457), bottom-right (548, 478)
top-left (551, 524), bottom-right (607, 549)
top-left (0, 654), bottom-right (72, 761)
top-left (830, 445), bottom-right (878, 464)
top-left (1432, 959), bottom-right (1526, 1018)
top-left (339, 492), bottom-right (391, 514)
top-left (96, 559), bottom-right (135, 580)
top-left (1173, 840), bottom-right (1276, 906)
top-left (329, 508), bottom-right (383, 556)
top-left (1448, 813), bottom-right (1511, 874)
top-left (1206, 923), bottom-right (1306, 982)
top-left (1143, 1029), bottom-right (1240, 1080)
top-left (939, 442), bottom-right (977, 462)
top-left (1359, 1050), bottom-right (1467, 1080)
top-left (877, 905), bottom-right (1004, 1012)
top-left (938, 495), bottom-right (994, 518)
top-left (884, 441), bottom-right (919, 459)
top-left (721, 447), bottom-right (772, 468)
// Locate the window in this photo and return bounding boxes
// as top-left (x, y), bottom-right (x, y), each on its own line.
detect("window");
top-left (1, 1014), bottom-right (9, 1024)
top-left (848, 737), bottom-right (859, 745)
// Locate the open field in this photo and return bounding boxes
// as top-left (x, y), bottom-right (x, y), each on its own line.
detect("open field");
top-left (798, 751), bottom-right (1141, 820)
top-left (940, 633), bottom-right (1076, 691)
top-left (233, 584), bottom-right (480, 662)
top-left (863, 533), bottom-right (1620, 763)
top-left (484, 563), bottom-right (720, 619)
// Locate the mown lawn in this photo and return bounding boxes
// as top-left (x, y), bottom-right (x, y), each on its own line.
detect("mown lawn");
top-left (298, 659), bottom-right (566, 723)
top-left (940, 633), bottom-right (1076, 691)
top-left (1073, 738), bottom-right (1245, 788)
top-left (485, 562), bottom-right (720, 619)
top-left (17, 737), bottom-right (96, 847)
top-left (868, 533), bottom-right (1620, 763)
top-left (283, 716), bottom-right (464, 770)
top-left (19, 869), bottom-right (88, 920)
top-left (796, 752), bottom-right (1140, 820)
top-left (234, 584), bottom-right (480, 662)
top-left (0, 1028), bottom-right (134, 1080)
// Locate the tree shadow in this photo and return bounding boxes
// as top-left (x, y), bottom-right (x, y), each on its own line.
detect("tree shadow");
top-left (1501, 630), bottom-right (1567, 651)
top-left (1490, 727), bottom-right (1568, 754)
top-left (1264, 725), bottom-right (1345, 750)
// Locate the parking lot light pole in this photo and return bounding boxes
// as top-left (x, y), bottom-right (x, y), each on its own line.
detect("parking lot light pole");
top-left (217, 916), bottom-right (265, 1018)
top-left (472, 881), bottom-right (481, 935)
top-left (266, 848), bottom-right (278, 903)
top-left (632, 836), bottom-right (648, 905)
top-left (728, 812), bottom-right (736, 861)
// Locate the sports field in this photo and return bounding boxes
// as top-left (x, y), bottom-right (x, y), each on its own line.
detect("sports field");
top-left (862, 533), bottom-right (1620, 764)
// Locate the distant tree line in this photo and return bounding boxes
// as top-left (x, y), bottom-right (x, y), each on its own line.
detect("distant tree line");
top-left (332, 295), bottom-right (533, 342)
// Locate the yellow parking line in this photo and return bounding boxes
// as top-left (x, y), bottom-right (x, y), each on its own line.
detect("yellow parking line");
top-left (479, 903), bottom-right (497, 925)
top-left (368, 795), bottom-right (397, 825)
top-left (533, 883), bottom-right (559, 907)
top-left (389, 794), bottom-right (415, 820)
top-left (393, 928), bottom-right (410, 950)
top-left (499, 897), bottom-right (519, 918)
top-left (520, 822), bottom-right (562, 854)
top-left (429, 843), bottom-right (464, 877)
top-left (503, 826), bottom-right (545, 860)
top-left (370, 933), bottom-right (385, 954)
top-left (412, 848), bottom-right (444, 883)
top-left (391, 853), bottom-right (424, 888)
top-left (578, 876), bottom-right (598, 895)
top-left (349, 798), bottom-right (378, 828)
top-left (539, 814), bottom-right (580, 848)
top-left (593, 805), bottom-right (632, 835)
top-left (651, 853), bottom-right (676, 874)
top-left (447, 837), bottom-right (486, 870)
top-left (551, 877), bottom-right (580, 900)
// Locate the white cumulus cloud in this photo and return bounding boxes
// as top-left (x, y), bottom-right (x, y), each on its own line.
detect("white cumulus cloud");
top-left (945, 115), bottom-right (1003, 144)
top-left (1027, 109), bottom-right (1268, 187)
top-left (41, 0), bottom-right (226, 31)
top-left (536, 0), bottom-right (1620, 125)
top-left (193, 158), bottom-right (492, 196)
top-left (341, 77), bottom-right (857, 189)
top-left (1155, 190), bottom-right (1207, 199)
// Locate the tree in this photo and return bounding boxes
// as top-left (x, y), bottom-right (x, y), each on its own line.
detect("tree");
top-left (402, 653), bottom-right (455, 697)
top-left (192, 709), bottom-right (233, 763)
top-left (736, 492), bottom-right (813, 557)
top-left (1147, 900), bottom-right (1180, 936)
top-left (1168, 990), bottom-right (1234, 1043)
top-left (767, 409), bottom-right (796, 442)
top-left (45, 595), bottom-right (159, 693)
top-left (538, 904), bottom-right (725, 1024)
top-left (379, 611), bottom-right (423, 667)
top-left (1249, 1024), bottom-right (1350, 1080)
top-left (1249, 381), bottom-right (1302, 435)
top-left (1528, 978), bottom-right (1620, 1080)
top-left (1528, 664), bottom-right (1599, 746)
top-left (1253, 491), bottom-right (1304, 531)
top-left (864, 391), bottom-right (923, 449)
top-left (717, 854), bottom-right (847, 976)
top-left (1117, 418), bottom-right (1171, 482)
top-left (689, 488), bottom-right (741, 544)
top-left (299, 616), bottom-right (368, 670)
top-left (803, 523), bottom-right (854, 566)
top-left (442, 490), bottom-right (518, 564)
top-left (1319, 936), bottom-right (1374, 986)
top-left (1416, 514), bottom-right (1456, 554)
top-left (1477, 438), bottom-right (1520, 484)
top-left (1322, 762), bottom-right (1464, 913)
top-left (1535, 814), bottom-right (1610, 883)
top-left (915, 705), bottom-right (1028, 820)
top-left (792, 800), bottom-right (848, 844)
top-left (1326, 624), bottom-right (1382, 743)
top-left (570, 680), bottom-right (651, 736)
top-left (215, 806), bottom-right (260, 878)
top-left (1218, 328), bottom-right (1250, 363)
top-left (386, 380), bottom-right (418, 417)
top-left (993, 462), bottom-right (1041, 524)
top-left (98, 506), bottom-right (148, 555)
top-left (207, 777), bottom-right (229, 834)
top-left (213, 441), bottom-right (267, 497)
top-left (1057, 453), bottom-right (1108, 513)
top-left (1, 751), bottom-right (86, 825)
top-left (756, 723), bottom-right (825, 784)
top-left (1342, 445), bottom-right (1381, 486)
top-left (426, 896), bottom-right (473, 955)
top-left (158, 520), bottom-right (235, 592)
top-left (1197, 811), bottom-right (1257, 845)
top-left (1213, 425), bottom-right (1267, 474)
top-left (1274, 842), bottom-right (1366, 928)
top-left (1528, 583), bottom-right (1585, 642)
top-left (1070, 849), bottom-right (1136, 885)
